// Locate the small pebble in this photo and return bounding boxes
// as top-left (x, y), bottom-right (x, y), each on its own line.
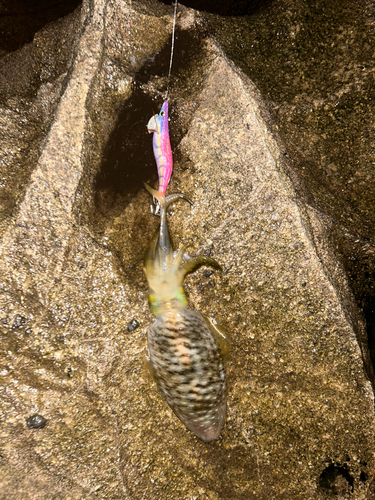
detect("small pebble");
top-left (203, 270), bottom-right (214, 278)
top-left (127, 319), bottom-right (140, 332)
top-left (13, 315), bottom-right (27, 328)
top-left (204, 244), bottom-right (214, 257)
top-left (129, 264), bottom-right (136, 270)
top-left (26, 415), bottom-right (47, 429)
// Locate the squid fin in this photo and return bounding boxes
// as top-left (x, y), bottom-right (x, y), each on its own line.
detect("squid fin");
top-left (204, 316), bottom-right (230, 358)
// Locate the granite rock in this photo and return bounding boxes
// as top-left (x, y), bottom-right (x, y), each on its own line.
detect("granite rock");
top-left (0, 0), bottom-right (374, 499)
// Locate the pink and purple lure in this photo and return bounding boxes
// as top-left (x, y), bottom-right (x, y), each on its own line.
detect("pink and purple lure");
top-left (147, 100), bottom-right (173, 196)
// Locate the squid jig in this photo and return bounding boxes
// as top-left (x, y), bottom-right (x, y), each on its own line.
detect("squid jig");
top-left (147, 0), bottom-right (179, 206)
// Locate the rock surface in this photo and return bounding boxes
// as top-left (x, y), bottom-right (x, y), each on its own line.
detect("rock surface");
top-left (0, 0), bottom-right (374, 499)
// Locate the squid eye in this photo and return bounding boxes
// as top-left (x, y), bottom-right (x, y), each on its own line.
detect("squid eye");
top-left (160, 111), bottom-right (165, 117)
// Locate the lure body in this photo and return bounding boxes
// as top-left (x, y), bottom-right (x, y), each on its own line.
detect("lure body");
top-left (143, 184), bottom-right (227, 442)
top-left (147, 100), bottom-right (173, 195)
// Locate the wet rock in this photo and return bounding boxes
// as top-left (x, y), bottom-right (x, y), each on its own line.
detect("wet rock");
top-left (175, 44), bottom-right (375, 497)
top-left (0, 0), bottom-right (81, 55)
top-left (0, 0), bottom-right (173, 498)
top-left (0, 0), bottom-right (374, 499)
top-left (212, 0), bottom-right (375, 394)
top-left (0, 8), bottom-right (83, 235)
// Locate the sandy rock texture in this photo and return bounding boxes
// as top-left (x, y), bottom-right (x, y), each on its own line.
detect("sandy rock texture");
top-left (0, 0), bottom-right (374, 499)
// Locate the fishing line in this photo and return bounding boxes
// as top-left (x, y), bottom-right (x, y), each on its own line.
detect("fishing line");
top-left (165, 0), bottom-right (178, 101)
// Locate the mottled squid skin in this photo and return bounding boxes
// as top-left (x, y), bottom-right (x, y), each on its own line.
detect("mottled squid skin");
top-left (143, 184), bottom-right (227, 442)
top-left (147, 100), bottom-right (173, 195)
